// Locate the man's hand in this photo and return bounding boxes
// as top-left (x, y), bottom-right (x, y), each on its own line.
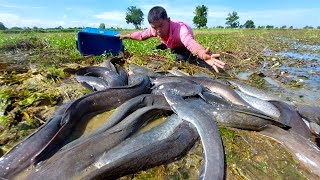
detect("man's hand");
top-left (116, 34), bottom-right (130, 40)
top-left (200, 47), bottom-right (225, 73)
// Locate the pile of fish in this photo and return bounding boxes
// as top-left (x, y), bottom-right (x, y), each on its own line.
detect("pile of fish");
top-left (1, 60), bottom-right (320, 179)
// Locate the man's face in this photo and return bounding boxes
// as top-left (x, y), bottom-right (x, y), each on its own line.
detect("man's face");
top-left (150, 18), bottom-right (170, 38)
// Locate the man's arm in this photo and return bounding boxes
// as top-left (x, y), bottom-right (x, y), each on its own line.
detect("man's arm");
top-left (180, 26), bottom-right (225, 73)
top-left (117, 28), bottom-right (156, 40)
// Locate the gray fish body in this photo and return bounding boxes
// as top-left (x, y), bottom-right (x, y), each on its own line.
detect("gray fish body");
top-left (62, 94), bottom-right (169, 150)
top-left (269, 100), bottom-right (311, 139)
top-left (75, 75), bottom-right (109, 91)
top-left (226, 80), bottom-right (280, 101)
top-left (129, 64), bottom-right (161, 77)
top-left (167, 69), bottom-right (190, 76)
top-left (310, 122), bottom-right (320, 135)
top-left (260, 125), bottom-right (320, 178)
top-left (0, 116), bottom-right (61, 178)
top-left (101, 60), bottom-right (117, 72)
top-left (0, 100), bottom-right (75, 178)
top-left (100, 94), bottom-right (168, 127)
top-left (117, 66), bottom-right (128, 85)
top-left (51, 100), bottom-right (75, 118)
top-left (94, 114), bottom-right (184, 168)
top-left (201, 92), bottom-right (231, 107)
top-left (76, 66), bottom-right (125, 87)
top-left (83, 115), bottom-right (198, 179)
top-left (186, 97), bottom-right (286, 131)
top-left (99, 69), bottom-right (126, 87)
top-left (164, 93), bottom-right (225, 180)
top-left (33, 74), bottom-right (151, 164)
top-left (90, 94), bottom-right (169, 135)
top-left (150, 76), bottom-right (196, 87)
top-left (152, 82), bottom-right (203, 97)
top-left (26, 105), bottom-right (171, 180)
top-left (234, 90), bottom-right (281, 119)
top-left (296, 105), bottom-right (320, 125)
top-left (186, 76), bottom-right (251, 107)
top-left (193, 72), bottom-right (213, 79)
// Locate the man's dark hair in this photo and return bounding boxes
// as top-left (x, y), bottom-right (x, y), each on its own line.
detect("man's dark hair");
top-left (148, 6), bottom-right (168, 24)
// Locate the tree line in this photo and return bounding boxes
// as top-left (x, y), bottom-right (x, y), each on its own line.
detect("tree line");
top-left (0, 23), bottom-right (83, 32)
top-left (1, 5), bottom-right (320, 31)
top-left (112, 5), bottom-right (320, 30)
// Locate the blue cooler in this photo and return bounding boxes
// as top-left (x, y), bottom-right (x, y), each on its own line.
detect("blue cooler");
top-left (77, 27), bottom-right (123, 56)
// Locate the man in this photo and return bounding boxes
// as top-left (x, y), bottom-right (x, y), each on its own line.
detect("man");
top-left (117, 6), bottom-right (225, 73)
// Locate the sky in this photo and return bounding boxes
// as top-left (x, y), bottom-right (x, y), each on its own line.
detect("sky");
top-left (0, 0), bottom-right (319, 29)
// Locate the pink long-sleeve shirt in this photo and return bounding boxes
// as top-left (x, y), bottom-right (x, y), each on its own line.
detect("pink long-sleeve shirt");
top-left (129, 19), bottom-right (206, 59)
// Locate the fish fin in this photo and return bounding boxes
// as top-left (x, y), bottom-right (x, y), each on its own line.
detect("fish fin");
top-left (80, 82), bottom-right (96, 92)
top-left (32, 124), bottom-right (66, 164)
top-left (198, 92), bottom-right (207, 102)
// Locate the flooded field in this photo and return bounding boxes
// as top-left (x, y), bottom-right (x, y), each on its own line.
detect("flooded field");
top-left (236, 38), bottom-right (320, 106)
top-left (0, 29), bottom-right (319, 179)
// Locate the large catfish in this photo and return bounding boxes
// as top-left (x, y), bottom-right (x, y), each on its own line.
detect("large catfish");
top-left (33, 74), bottom-right (151, 164)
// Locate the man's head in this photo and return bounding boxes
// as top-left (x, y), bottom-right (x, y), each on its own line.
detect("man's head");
top-left (148, 6), bottom-right (170, 38)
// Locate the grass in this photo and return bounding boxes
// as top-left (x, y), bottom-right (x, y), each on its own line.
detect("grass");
top-left (1, 28), bottom-right (319, 131)
top-left (0, 28), bottom-right (319, 178)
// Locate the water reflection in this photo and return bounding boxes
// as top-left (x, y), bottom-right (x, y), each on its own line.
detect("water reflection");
top-left (237, 38), bottom-right (320, 105)
top-left (277, 51), bottom-right (320, 61)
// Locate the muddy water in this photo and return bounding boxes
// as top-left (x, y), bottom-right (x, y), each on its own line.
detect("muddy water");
top-left (0, 53), bottom-right (30, 73)
top-left (14, 109), bottom-right (171, 179)
top-left (71, 110), bottom-right (169, 144)
top-left (236, 40), bottom-right (320, 106)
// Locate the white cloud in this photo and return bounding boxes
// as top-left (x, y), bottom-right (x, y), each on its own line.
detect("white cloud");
top-left (94, 11), bottom-right (126, 21)
top-left (0, 12), bottom-right (84, 28)
top-left (0, 4), bottom-right (46, 9)
top-left (238, 8), bottom-right (320, 27)
top-left (87, 23), bottom-right (100, 28)
top-left (135, 4), bottom-right (320, 28)
top-left (1, 1), bottom-right (319, 29)
top-left (93, 10), bottom-right (143, 28)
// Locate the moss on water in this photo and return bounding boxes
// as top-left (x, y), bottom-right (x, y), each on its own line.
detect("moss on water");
top-left (247, 72), bottom-right (266, 88)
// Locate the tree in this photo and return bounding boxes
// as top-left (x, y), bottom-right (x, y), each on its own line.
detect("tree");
top-left (0, 22), bottom-right (6, 30)
top-left (225, 11), bottom-right (239, 28)
top-left (99, 23), bottom-right (105, 29)
top-left (266, 25), bottom-right (274, 29)
top-left (243, 20), bottom-right (255, 28)
top-left (303, 26), bottom-right (314, 29)
top-left (125, 6), bottom-right (144, 29)
top-left (56, 26), bottom-right (63, 29)
top-left (280, 25), bottom-right (287, 29)
top-left (193, 5), bottom-right (208, 28)
top-left (11, 27), bottom-right (23, 30)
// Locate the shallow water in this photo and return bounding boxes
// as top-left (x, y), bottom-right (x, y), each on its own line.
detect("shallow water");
top-left (293, 43), bottom-right (320, 51)
top-left (0, 53), bottom-right (30, 73)
top-left (14, 109), bottom-right (169, 179)
top-left (247, 39), bottom-right (320, 105)
top-left (277, 51), bottom-right (320, 61)
top-left (236, 70), bottom-right (320, 106)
